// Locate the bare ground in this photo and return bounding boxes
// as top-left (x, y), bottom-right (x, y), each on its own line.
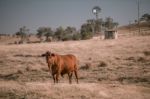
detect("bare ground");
top-left (0, 35), bottom-right (150, 99)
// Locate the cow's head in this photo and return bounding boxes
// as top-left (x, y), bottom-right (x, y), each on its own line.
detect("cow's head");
top-left (42, 51), bottom-right (56, 64)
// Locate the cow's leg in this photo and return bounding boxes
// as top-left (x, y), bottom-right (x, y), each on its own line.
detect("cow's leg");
top-left (68, 72), bottom-right (73, 84)
top-left (48, 64), bottom-right (51, 74)
top-left (52, 74), bottom-right (56, 83)
top-left (74, 70), bottom-right (79, 84)
top-left (56, 73), bottom-right (60, 83)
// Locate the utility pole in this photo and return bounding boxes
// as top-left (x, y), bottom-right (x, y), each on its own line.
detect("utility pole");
top-left (138, 0), bottom-right (141, 34)
top-left (129, 21), bottom-right (131, 34)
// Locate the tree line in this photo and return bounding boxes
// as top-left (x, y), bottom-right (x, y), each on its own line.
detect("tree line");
top-left (15, 16), bottom-right (121, 43)
top-left (14, 13), bottom-right (150, 42)
top-left (37, 26), bottom-right (80, 41)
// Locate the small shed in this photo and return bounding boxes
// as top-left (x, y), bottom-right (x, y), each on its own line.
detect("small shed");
top-left (104, 30), bottom-right (118, 39)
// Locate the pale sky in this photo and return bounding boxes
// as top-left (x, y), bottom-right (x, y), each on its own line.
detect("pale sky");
top-left (0, 0), bottom-right (150, 34)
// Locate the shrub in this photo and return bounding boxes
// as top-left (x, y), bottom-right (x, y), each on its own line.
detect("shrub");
top-left (72, 33), bottom-right (81, 40)
top-left (81, 32), bottom-right (93, 40)
top-left (98, 61), bottom-right (107, 67)
top-left (143, 51), bottom-right (150, 56)
top-left (80, 63), bottom-right (92, 70)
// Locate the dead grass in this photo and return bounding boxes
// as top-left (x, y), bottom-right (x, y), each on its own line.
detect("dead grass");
top-left (0, 81), bottom-right (150, 99)
top-left (0, 35), bottom-right (150, 99)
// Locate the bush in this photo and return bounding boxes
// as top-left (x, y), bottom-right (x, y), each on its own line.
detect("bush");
top-left (72, 33), bottom-right (81, 40)
top-left (80, 63), bottom-right (92, 70)
top-left (98, 61), bottom-right (107, 67)
top-left (143, 51), bottom-right (150, 56)
top-left (81, 32), bottom-right (93, 40)
top-left (62, 35), bottom-right (73, 41)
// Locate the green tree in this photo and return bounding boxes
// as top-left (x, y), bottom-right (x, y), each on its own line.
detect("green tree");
top-left (37, 27), bottom-right (53, 42)
top-left (104, 17), bottom-right (118, 30)
top-left (105, 17), bottom-right (113, 29)
top-left (44, 27), bottom-right (53, 41)
top-left (37, 27), bottom-right (45, 41)
top-left (63, 26), bottom-right (77, 41)
top-left (15, 26), bottom-right (29, 43)
top-left (87, 19), bottom-right (95, 34)
top-left (140, 13), bottom-right (150, 22)
top-left (54, 26), bottom-right (65, 40)
top-left (72, 32), bottom-right (81, 40)
top-left (86, 18), bottom-right (104, 34)
top-left (80, 23), bottom-right (93, 40)
top-left (95, 18), bottom-right (103, 33)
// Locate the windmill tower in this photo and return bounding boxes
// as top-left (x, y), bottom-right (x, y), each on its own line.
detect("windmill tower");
top-left (92, 6), bottom-right (101, 34)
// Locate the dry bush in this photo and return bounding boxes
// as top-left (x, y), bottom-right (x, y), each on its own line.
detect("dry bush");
top-left (26, 66), bottom-right (32, 71)
top-left (125, 56), bottom-right (135, 61)
top-left (117, 76), bottom-right (149, 84)
top-left (137, 56), bottom-right (146, 62)
top-left (97, 60), bottom-right (107, 67)
top-left (97, 77), bottom-right (107, 81)
top-left (80, 63), bottom-right (92, 70)
top-left (0, 73), bottom-right (19, 80)
top-left (17, 69), bottom-right (23, 74)
top-left (143, 51), bottom-right (150, 56)
top-left (125, 56), bottom-right (147, 63)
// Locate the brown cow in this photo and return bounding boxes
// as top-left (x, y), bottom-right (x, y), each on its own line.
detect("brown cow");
top-left (42, 51), bottom-right (79, 84)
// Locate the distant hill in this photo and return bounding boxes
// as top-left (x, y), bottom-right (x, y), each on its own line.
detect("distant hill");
top-left (118, 22), bottom-right (150, 36)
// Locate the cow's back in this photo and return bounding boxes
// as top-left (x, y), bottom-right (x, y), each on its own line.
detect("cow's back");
top-left (60, 54), bottom-right (77, 71)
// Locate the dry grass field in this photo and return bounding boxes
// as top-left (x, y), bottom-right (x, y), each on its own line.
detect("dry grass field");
top-left (0, 35), bottom-right (150, 99)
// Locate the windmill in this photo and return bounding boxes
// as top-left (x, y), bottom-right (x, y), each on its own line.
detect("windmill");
top-left (92, 6), bottom-right (101, 33)
top-left (92, 6), bottom-right (101, 20)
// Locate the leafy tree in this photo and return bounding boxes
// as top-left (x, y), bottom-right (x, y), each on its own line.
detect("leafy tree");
top-left (37, 27), bottom-right (45, 41)
top-left (104, 17), bottom-right (118, 30)
top-left (44, 27), bottom-right (53, 41)
top-left (15, 26), bottom-right (29, 43)
top-left (37, 27), bottom-right (53, 42)
top-left (87, 19), bottom-right (95, 33)
top-left (95, 18), bottom-right (103, 33)
top-left (15, 31), bottom-right (21, 36)
top-left (105, 17), bottom-right (113, 29)
top-left (113, 22), bottom-right (119, 28)
top-left (62, 26), bottom-right (77, 41)
top-left (54, 26), bottom-right (65, 40)
top-left (80, 16), bottom-right (118, 39)
top-left (80, 23), bottom-right (93, 40)
top-left (72, 32), bottom-right (81, 40)
top-left (140, 13), bottom-right (150, 22)
top-left (87, 18), bottom-right (104, 34)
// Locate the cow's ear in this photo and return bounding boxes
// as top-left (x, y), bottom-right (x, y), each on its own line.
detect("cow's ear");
top-left (51, 53), bottom-right (55, 57)
top-left (46, 51), bottom-right (51, 56)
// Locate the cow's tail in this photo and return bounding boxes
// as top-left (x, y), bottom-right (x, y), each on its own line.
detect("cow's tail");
top-left (75, 59), bottom-right (79, 70)
top-left (73, 57), bottom-right (79, 84)
top-left (74, 61), bottom-right (79, 84)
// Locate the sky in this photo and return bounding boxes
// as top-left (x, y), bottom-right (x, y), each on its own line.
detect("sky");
top-left (0, 0), bottom-right (150, 34)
